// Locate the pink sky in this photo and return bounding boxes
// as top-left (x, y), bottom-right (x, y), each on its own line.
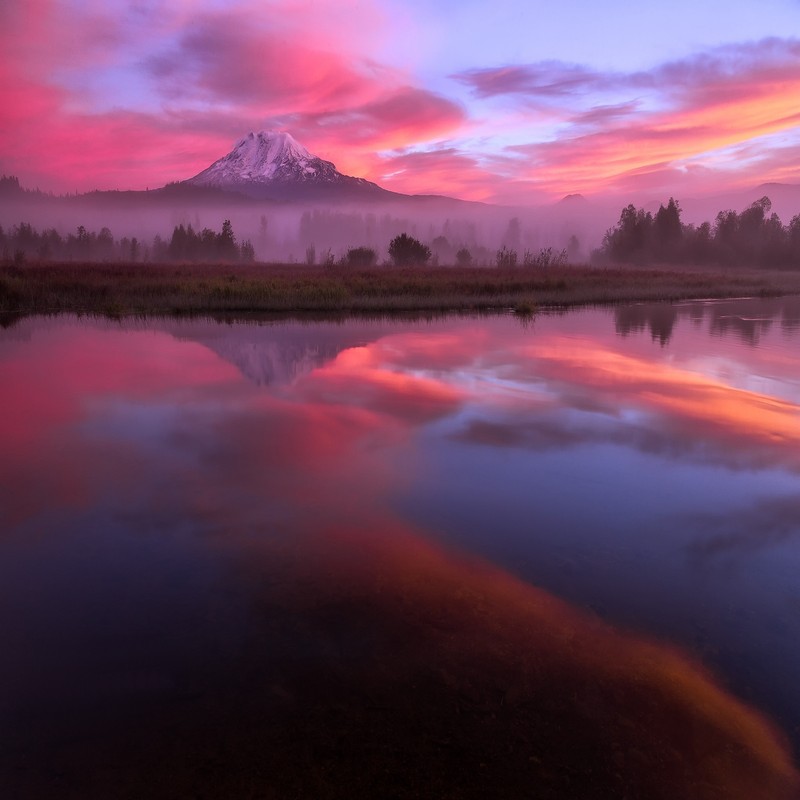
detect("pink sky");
top-left (2, 0), bottom-right (800, 203)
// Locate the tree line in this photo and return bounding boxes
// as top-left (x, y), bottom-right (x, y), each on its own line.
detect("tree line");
top-left (0, 220), bottom-right (255, 264)
top-left (599, 196), bottom-right (800, 267)
top-left (1, 221), bottom-right (577, 270)
top-left (0, 222), bottom-right (438, 267)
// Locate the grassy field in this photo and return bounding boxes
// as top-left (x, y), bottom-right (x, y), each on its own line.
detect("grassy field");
top-left (3, 261), bottom-right (800, 320)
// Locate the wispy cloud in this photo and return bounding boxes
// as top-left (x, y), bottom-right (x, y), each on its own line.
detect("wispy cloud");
top-left (1, 0), bottom-right (800, 201)
top-left (454, 62), bottom-right (611, 100)
top-left (452, 39), bottom-right (800, 198)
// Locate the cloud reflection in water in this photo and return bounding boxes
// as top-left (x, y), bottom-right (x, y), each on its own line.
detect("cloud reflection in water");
top-left (1, 308), bottom-right (800, 798)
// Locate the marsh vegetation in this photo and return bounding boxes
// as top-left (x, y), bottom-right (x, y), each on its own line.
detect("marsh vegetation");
top-left (3, 260), bottom-right (800, 320)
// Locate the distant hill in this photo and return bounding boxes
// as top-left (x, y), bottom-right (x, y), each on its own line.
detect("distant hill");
top-left (675, 183), bottom-right (800, 226)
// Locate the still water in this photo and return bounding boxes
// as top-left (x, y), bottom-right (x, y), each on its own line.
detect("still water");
top-left (2, 298), bottom-right (800, 798)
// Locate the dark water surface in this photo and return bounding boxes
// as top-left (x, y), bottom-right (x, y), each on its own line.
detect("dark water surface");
top-left (3, 299), bottom-right (800, 798)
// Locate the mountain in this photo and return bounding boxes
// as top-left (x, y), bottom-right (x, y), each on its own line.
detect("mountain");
top-left (752, 183), bottom-right (800, 220)
top-left (557, 193), bottom-right (588, 206)
top-left (184, 131), bottom-right (402, 202)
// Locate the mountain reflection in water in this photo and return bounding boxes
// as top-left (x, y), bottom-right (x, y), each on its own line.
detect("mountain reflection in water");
top-left (1, 301), bottom-right (800, 798)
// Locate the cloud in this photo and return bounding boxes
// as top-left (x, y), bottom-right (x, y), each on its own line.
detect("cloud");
top-left (433, 325), bottom-right (800, 473)
top-left (274, 88), bottom-right (467, 178)
top-left (453, 39), bottom-right (800, 198)
top-left (147, 12), bottom-right (382, 111)
top-left (572, 101), bottom-right (642, 127)
top-left (0, 0), bottom-right (472, 193)
top-left (454, 39), bottom-right (800, 105)
top-left (2, 2), bottom-right (800, 201)
top-left (453, 61), bottom-right (609, 100)
top-left (367, 146), bottom-right (505, 200)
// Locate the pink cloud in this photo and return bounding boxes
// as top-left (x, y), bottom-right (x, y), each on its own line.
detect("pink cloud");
top-left (2, 2), bottom-right (800, 202)
top-left (275, 89), bottom-right (468, 184)
top-left (0, 1), bottom-right (470, 192)
top-left (147, 12), bottom-right (382, 111)
top-left (285, 87), bottom-right (465, 147)
top-left (366, 147), bottom-right (511, 201)
top-left (465, 40), bottom-right (800, 199)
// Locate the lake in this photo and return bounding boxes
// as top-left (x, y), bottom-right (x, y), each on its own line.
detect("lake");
top-left (2, 298), bottom-right (800, 798)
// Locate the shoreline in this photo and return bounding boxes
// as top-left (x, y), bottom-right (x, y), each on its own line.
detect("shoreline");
top-left (3, 261), bottom-right (800, 321)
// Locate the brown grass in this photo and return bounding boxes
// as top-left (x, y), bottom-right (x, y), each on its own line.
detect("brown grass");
top-left (3, 260), bottom-right (800, 320)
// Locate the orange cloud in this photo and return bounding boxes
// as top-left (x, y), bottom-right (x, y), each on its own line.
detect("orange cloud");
top-left (456, 40), bottom-right (800, 199)
top-left (515, 337), bottom-right (800, 466)
top-left (294, 341), bottom-right (467, 424)
top-left (518, 80), bottom-right (800, 193)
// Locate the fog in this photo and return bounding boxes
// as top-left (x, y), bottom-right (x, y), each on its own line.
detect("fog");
top-left (0, 183), bottom-right (606, 264)
top-left (2, 177), bottom-right (798, 265)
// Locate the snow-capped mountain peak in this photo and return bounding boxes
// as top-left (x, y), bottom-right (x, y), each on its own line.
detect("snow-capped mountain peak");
top-left (183, 130), bottom-right (395, 201)
top-left (188, 130), bottom-right (343, 187)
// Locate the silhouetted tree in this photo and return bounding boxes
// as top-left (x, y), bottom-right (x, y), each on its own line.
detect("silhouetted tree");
top-left (653, 197), bottom-right (682, 260)
top-left (603, 204), bottom-right (654, 263)
top-left (152, 234), bottom-right (168, 262)
top-left (790, 215), bottom-right (800, 263)
top-left (599, 194), bottom-right (799, 268)
top-left (218, 219), bottom-right (238, 261)
top-left (713, 209), bottom-right (738, 246)
top-left (97, 227), bottom-right (114, 261)
top-left (169, 224), bottom-right (188, 260)
top-left (502, 217), bottom-right (521, 250)
top-left (431, 235), bottom-right (452, 266)
top-left (389, 233), bottom-right (431, 266)
top-left (684, 221), bottom-right (713, 263)
top-left (0, 175), bottom-right (22, 197)
top-left (240, 239), bottom-right (256, 263)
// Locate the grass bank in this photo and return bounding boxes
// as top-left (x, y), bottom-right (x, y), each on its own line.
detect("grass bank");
top-left (3, 261), bottom-right (800, 319)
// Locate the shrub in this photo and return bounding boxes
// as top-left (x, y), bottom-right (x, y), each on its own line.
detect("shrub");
top-left (496, 245), bottom-right (517, 268)
top-left (389, 233), bottom-right (431, 266)
top-left (345, 246), bottom-right (377, 267)
top-left (523, 247), bottom-right (568, 268)
top-left (456, 247), bottom-right (473, 266)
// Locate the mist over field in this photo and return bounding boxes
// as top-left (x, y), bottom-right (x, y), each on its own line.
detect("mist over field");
top-left (4, 174), bottom-right (800, 266)
top-left (0, 184), bottom-right (595, 264)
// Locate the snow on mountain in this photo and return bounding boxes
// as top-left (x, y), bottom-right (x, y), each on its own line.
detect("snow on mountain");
top-left (185, 131), bottom-right (391, 201)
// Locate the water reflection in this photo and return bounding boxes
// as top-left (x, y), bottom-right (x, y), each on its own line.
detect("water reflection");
top-left (614, 295), bottom-right (800, 346)
top-left (687, 494), bottom-right (800, 556)
top-left (615, 302), bottom-right (679, 345)
top-left (2, 303), bottom-right (800, 798)
top-left (456, 336), bottom-right (800, 471)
